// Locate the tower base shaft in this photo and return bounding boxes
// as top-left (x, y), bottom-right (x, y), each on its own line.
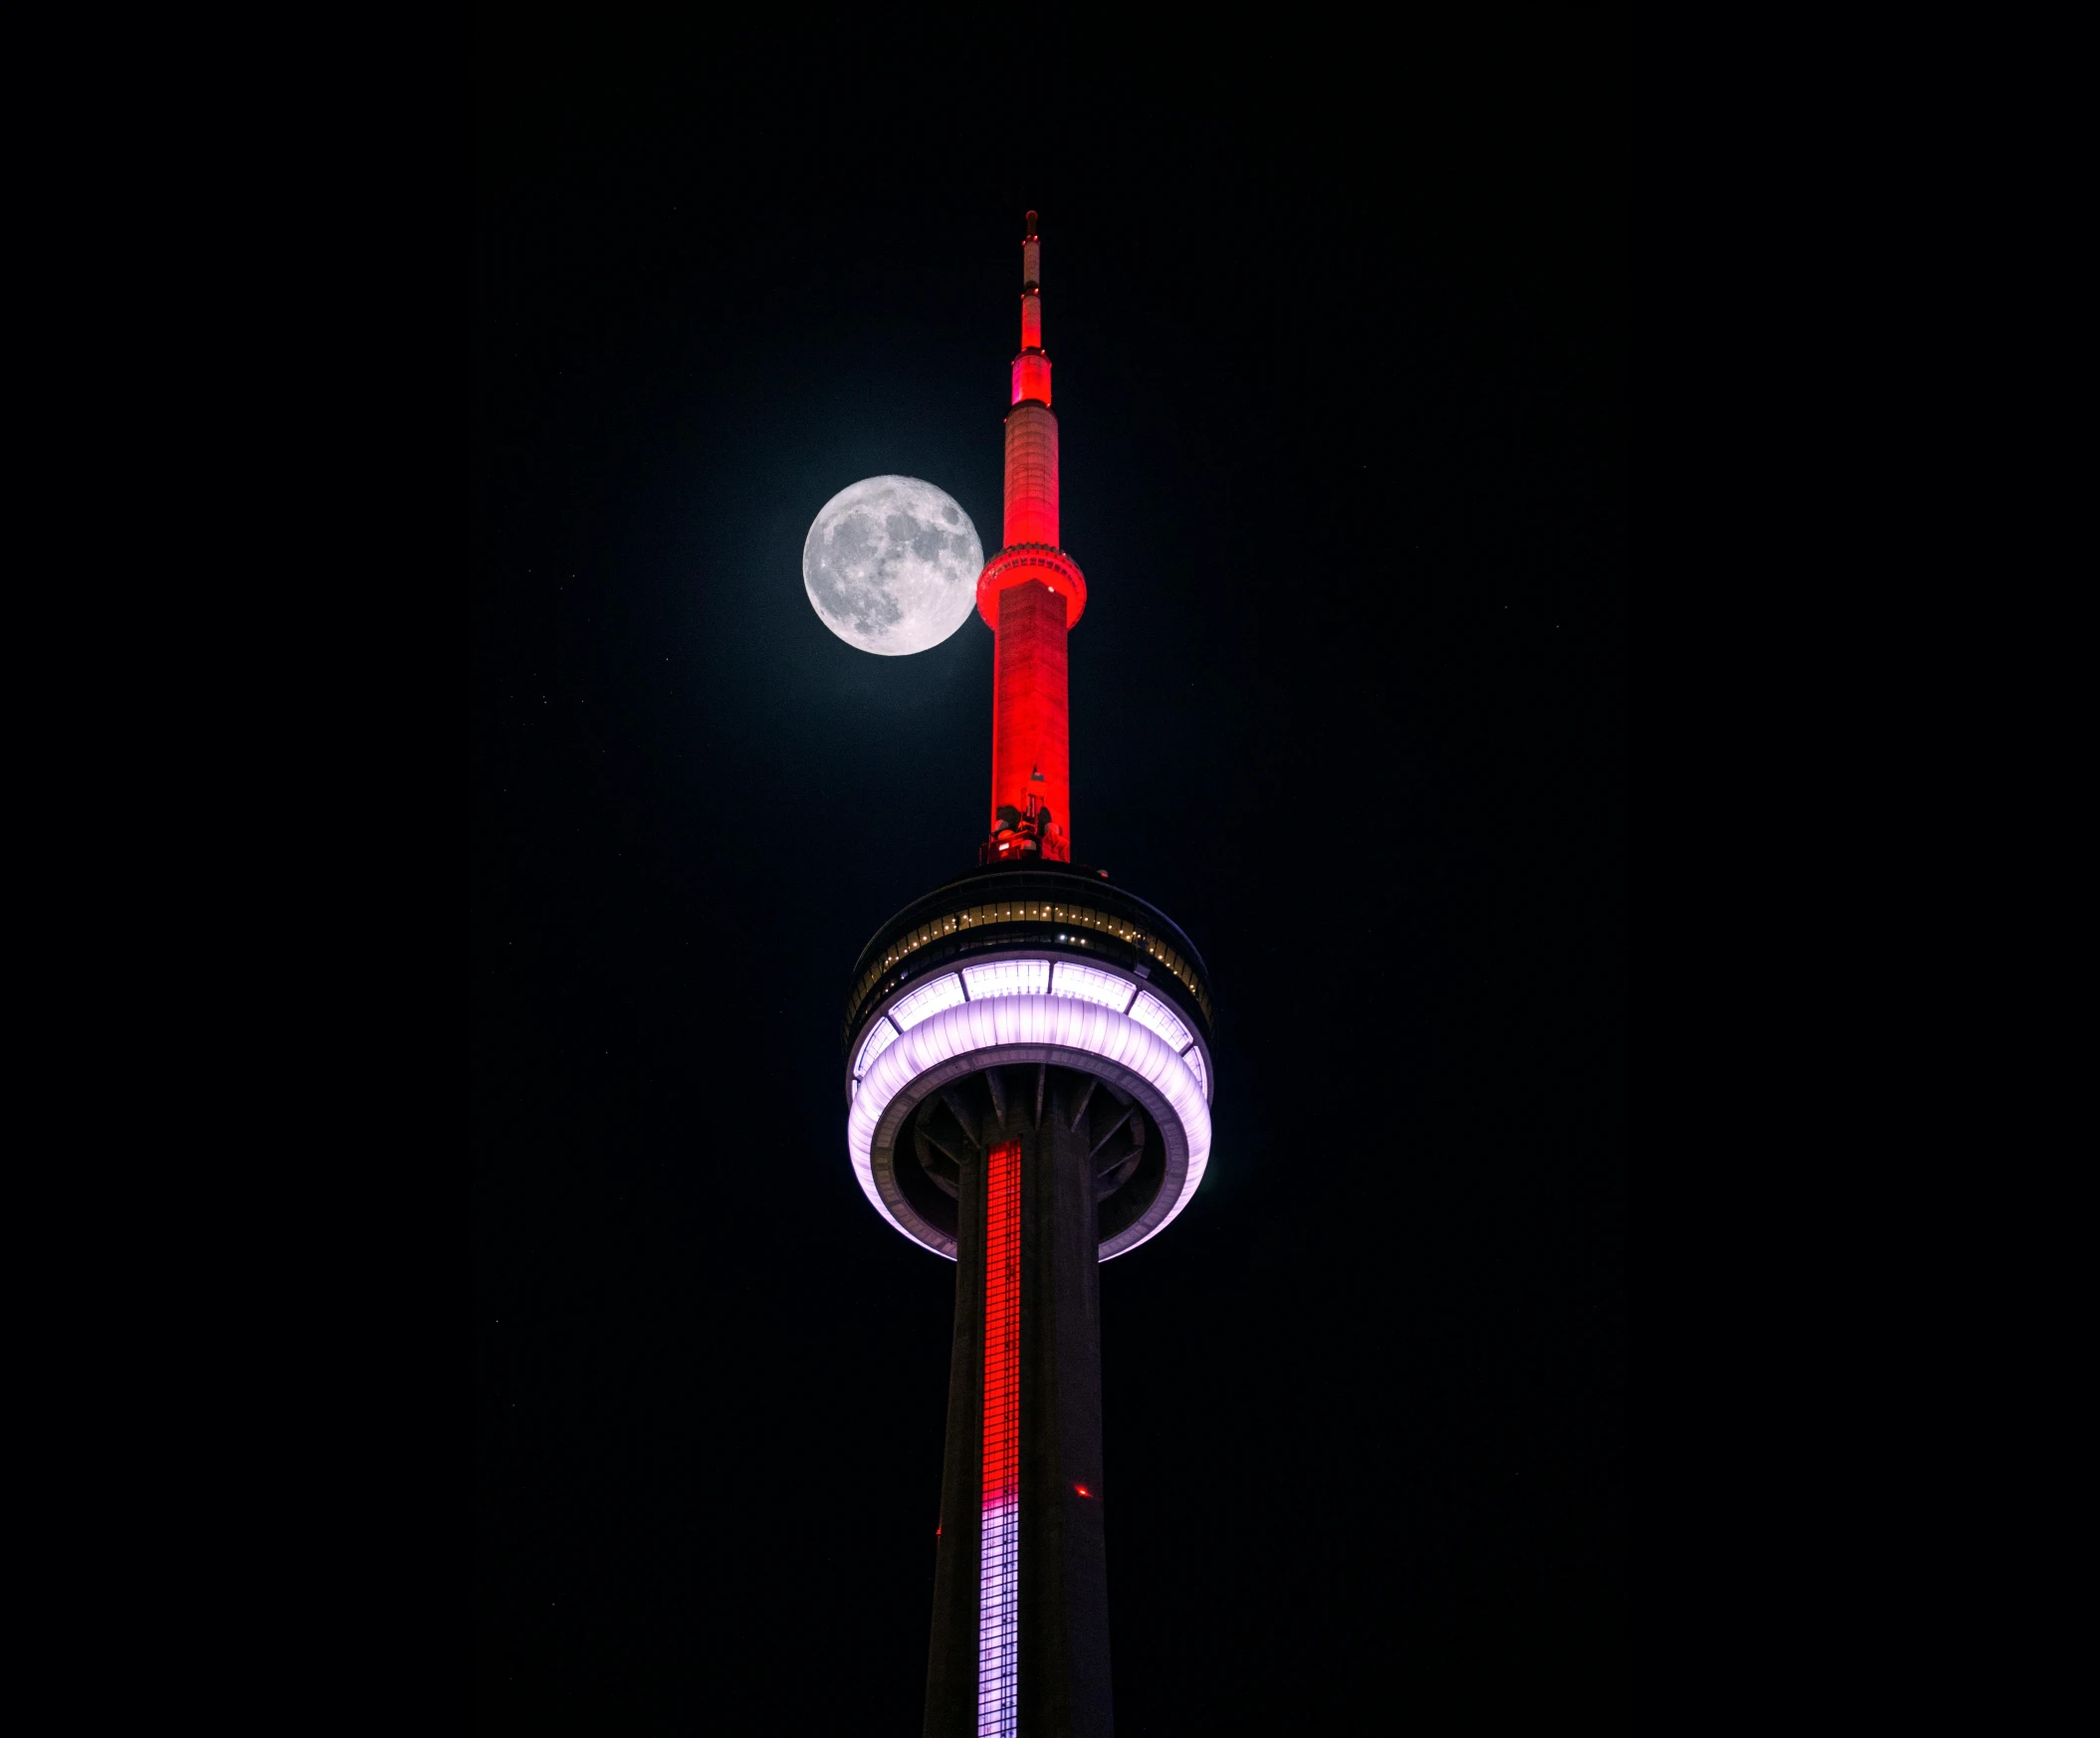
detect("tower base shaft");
top-left (924, 1075), bottom-right (1113, 1738)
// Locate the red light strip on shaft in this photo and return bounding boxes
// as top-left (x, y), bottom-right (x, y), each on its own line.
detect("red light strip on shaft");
top-left (977, 1139), bottom-right (1021, 1737)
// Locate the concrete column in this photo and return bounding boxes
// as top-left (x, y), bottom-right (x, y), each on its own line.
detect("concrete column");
top-left (924, 1142), bottom-right (986, 1738)
top-left (922, 1072), bottom-right (1114, 1738)
top-left (1019, 1078), bottom-right (1114, 1737)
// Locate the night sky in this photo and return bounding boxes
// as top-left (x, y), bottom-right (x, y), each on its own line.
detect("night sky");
top-left (474, 19), bottom-right (1625, 1733)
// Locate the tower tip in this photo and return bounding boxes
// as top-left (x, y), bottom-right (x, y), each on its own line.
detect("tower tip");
top-left (1024, 210), bottom-right (1039, 237)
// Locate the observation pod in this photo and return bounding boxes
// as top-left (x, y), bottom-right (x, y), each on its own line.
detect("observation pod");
top-left (842, 212), bottom-right (1214, 1738)
top-left (844, 863), bottom-right (1216, 1264)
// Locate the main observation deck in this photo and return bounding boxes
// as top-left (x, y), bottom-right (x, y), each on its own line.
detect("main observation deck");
top-left (843, 859), bottom-right (1216, 1263)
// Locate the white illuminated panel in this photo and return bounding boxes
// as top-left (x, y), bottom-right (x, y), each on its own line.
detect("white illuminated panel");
top-left (961, 958), bottom-right (1052, 1001)
top-left (1182, 1044), bottom-right (1207, 1099)
top-left (1128, 990), bottom-right (1192, 1054)
top-left (855, 1016), bottom-right (901, 1078)
top-left (1050, 962), bottom-right (1138, 1012)
top-left (890, 974), bottom-right (966, 1031)
top-left (847, 995), bottom-right (1213, 1260)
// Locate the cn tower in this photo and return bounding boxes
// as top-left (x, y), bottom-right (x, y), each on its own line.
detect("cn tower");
top-left (843, 212), bottom-right (1216, 1738)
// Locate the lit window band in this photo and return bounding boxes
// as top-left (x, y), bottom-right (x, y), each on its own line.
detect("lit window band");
top-left (892, 973), bottom-right (968, 1030)
top-left (1127, 989), bottom-right (1192, 1053)
top-left (979, 1138), bottom-right (1021, 1736)
top-left (854, 900), bottom-right (1212, 1028)
top-left (1049, 961), bottom-right (1139, 1012)
top-left (855, 966), bottom-right (1210, 1111)
top-left (855, 1016), bottom-right (902, 1078)
top-left (963, 958), bottom-right (1052, 1000)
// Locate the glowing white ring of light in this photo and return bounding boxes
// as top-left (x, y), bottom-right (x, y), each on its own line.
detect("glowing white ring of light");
top-left (847, 994), bottom-right (1213, 1262)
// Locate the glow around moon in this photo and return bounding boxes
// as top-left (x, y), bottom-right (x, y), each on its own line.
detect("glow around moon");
top-left (802, 477), bottom-right (983, 655)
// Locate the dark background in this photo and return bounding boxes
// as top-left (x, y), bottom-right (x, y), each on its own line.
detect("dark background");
top-left (474, 17), bottom-right (1626, 1733)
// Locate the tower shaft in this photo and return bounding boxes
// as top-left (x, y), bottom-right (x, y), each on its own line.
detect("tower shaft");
top-left (923, 1075), bottom-right (1114, 1738)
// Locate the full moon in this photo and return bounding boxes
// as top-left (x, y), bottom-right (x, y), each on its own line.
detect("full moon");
top-left (802, 476), bottom-right (983, 656)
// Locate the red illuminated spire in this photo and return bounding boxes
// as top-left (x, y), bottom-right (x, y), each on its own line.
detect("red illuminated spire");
top-left (1012, 210), bottom-right (1050, 409)
top-left (979, 211), bottom-right (1087, 866)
